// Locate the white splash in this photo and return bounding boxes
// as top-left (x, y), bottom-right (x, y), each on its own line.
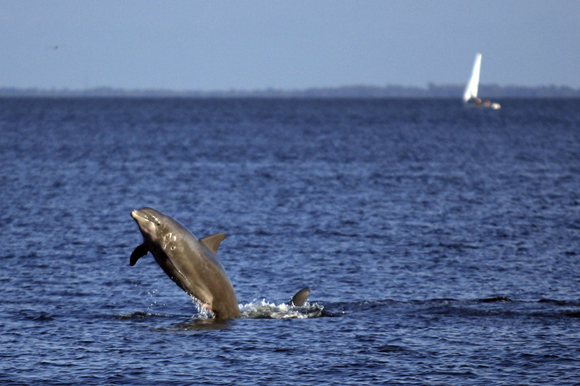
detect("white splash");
top-left (239, 299), bottom-right (324, 319)
top-left (190, 299), bottom-right (214, 319)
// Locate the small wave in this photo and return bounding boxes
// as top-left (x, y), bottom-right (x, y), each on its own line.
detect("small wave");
top-left (239, 299), bottom-right (324, 319)
top-left (115, 311), bottom-right (170, 320)
top-left (477, 296), bottom-right (512, 303)
top-left (168, 318), bottom-right (232, 331)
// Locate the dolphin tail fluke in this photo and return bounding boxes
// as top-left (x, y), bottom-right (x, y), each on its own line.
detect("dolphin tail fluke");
top-left (130, 244), bottom-right (149, 266)
top-left (289, 287), bottom-right (310, 306)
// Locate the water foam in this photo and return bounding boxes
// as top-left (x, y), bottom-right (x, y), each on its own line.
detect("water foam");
top-left (239, 299), bottom-right (324, 319)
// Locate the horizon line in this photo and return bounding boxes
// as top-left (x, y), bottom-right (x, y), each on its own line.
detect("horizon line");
top-left (1, 83), bottom-right (579, 98)
top-left (1, 83), bottom-right (580, 92)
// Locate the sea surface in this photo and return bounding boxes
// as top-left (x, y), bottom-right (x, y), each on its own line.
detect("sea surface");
top-left (1, 97), bottom-right (580, 385)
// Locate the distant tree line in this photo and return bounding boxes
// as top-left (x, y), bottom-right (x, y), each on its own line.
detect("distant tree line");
top-left (0, 84), bottom-right (579, 98)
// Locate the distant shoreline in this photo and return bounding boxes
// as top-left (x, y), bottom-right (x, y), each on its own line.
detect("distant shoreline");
top-left (1, 84), bottom-right (579, 98)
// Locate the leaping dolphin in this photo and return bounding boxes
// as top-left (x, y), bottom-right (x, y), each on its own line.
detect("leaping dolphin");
top-left (130, 207), bottom-right (310, 319)
top-left (130, 207), bottom-right (241, 319)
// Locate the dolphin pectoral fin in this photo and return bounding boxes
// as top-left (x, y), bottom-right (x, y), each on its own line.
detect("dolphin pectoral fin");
top-left (199, 233), bottom-right (227, 254)
top-left (289, 287), bottom-right (310, 306)
top-left (130, 244), bottom-right (149, 266)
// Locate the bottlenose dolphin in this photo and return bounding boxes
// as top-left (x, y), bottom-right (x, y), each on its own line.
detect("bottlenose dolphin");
top-left (130, 207), bottom-right (241, 319)
top-left (130, 208), bottom-right (311, 320)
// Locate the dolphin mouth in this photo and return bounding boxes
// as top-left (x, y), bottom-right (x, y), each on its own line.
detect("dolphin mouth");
top-left (131, 209), bottom-right (160, 240)
top-left (131, 210), bottom-right (149, 228)
top-left (131, 209), bottom-right (142, 220)
top-left (131, 209), bottom-right (160, 225)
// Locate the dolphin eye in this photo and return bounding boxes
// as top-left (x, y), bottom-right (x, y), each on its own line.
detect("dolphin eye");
top-left (144, 213), bottom-right (161, 226)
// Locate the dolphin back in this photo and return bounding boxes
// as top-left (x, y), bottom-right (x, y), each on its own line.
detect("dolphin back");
top-left (290, 288), bottom-right (311, 306)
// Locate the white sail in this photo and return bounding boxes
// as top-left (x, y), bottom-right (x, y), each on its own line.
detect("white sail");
top-left (463, 53), bottom-right (482, 103)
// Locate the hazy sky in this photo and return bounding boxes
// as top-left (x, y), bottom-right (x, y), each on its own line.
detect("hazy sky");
top-left (1, 0), bottom-right (579, 90)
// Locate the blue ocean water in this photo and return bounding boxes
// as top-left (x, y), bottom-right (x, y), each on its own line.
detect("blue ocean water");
top-left (1, 97), bottom-right (580, 385)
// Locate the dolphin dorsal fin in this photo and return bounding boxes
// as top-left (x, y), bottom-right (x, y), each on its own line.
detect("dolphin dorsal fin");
top-left (199, 233), bottom-right (227, 254)
top-left (289, 287), bottom-right (310, 306)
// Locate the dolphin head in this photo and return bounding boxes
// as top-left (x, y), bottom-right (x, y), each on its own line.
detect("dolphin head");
top-left (131, 207), bottom-right (167, 245)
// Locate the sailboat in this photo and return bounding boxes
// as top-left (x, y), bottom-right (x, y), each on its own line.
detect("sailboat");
top-left (463, 53), bottom-right (500, 109)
